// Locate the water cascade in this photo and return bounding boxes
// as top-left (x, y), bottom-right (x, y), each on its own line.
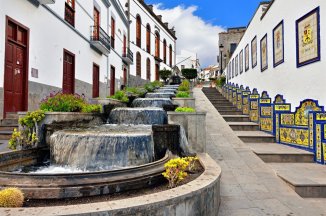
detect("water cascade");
top-left (50, 125), bottom-right (155, 171)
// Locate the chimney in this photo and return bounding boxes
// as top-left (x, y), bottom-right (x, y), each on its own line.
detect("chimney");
top-left (164, 22), bottom-right (169, 28)
top-left (157, 15), bottom-right (162, 21)
top-left (148, 5), bottom-right (153, 11)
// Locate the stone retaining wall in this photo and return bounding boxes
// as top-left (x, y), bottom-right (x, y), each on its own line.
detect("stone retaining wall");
top-left (1, 153), bottom-right (221, 216)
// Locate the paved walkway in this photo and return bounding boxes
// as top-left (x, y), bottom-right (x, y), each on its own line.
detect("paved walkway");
top-left (193, 87), bottom-right (325, 216)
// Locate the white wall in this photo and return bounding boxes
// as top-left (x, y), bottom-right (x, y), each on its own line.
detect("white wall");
top-left (109, 0), bottom-right (129, 88)
top-left (228, 0), bottom-right (326, 110)
top-left (127, 0), bottom-right (176, 81)
top-left (0, 0), bottom-right (110, 94)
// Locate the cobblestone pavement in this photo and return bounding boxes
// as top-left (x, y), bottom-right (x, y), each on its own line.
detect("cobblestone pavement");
top-left (193, 87), bottom-right (325, 216)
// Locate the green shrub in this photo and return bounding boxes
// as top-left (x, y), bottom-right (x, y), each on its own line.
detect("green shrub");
top-left (40, 93), bottom-right (85, 112)
top-left (9, 110), bottom-right (46, 150)
top-left (162, 158), bottom-right (189, 188)
top-left (81, 104), bottom-right (102, 113)
top-left (0, 188), bottom-right (24, 207)
top-left (178, 80), bottom-right (190, 91)
top-left (216, 76), bottom-right (226, 87)
top-left (159, 69), bottom-right (172, 82)
top-left (181, 68), bottom-right (198, 80)
top-left (109, 90), bottom-right (129, 103)
top-left (125, 87), bottom-right (147, 97)
top-left (175, 107), bottom-right (196, 113)
top-left (144, 83), bottom-right (155, 92)
top-left (176, 91), bottom-right (190, 98)
top-left (151, 80), bottom-right (164, 88)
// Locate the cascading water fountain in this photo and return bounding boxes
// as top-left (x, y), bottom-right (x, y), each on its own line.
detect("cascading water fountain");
top-left (0, 84), bottom-right (196, 199)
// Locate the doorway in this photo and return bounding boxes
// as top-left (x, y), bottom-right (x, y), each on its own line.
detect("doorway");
top-left (93, 63), bottom-right (100, 98)
top-left (4, 16), bottom-right (29, 117)
top-left (63, 49), bottom-right (75, 94)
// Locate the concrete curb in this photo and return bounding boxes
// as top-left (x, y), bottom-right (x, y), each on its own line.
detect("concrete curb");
top-left (1, 153), bottom-right (221, 216)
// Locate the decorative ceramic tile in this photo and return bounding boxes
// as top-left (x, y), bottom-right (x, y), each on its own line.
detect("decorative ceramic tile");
top-left (296, 7), bottom-right (320, 67)
top-left (260, 34), bottom-right (268, 72)
top-left (273, 20), bottom-right (284, 67)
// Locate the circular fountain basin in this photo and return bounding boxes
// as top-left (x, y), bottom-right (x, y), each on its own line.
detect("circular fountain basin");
top-left (0, 153), bottom-right (169, 199)
top-left (109, 107), bottom-right (167, 125)
top-left (132, 98), bottom-right (175, 108)
top-left (50, 125), bottom-right (155, 171)
top-left (146, 92), bottom-right (175, 98)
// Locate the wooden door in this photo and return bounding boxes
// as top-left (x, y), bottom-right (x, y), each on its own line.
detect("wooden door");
top-left (155, 64), bottom-right (159, 81)
top-left (123, 67), bottom-right (127, 86)
top-left (4, 17), bottom-right (29, 117)
top-left (123, 35), bottom-right (127, 56)
top-left (93, 64), bottom-right (99, 98)
top-left (63, 49), bottom-right (75, 94)
top-left (93, 8), bottom-right (100, 40)
top-left (110, 66), bottom-right (115, 96)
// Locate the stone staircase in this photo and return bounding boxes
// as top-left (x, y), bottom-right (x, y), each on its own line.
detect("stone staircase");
top-left (202, 87), bottom-right (326, 198)
top-left (0, 112), bottom-right (18, 140)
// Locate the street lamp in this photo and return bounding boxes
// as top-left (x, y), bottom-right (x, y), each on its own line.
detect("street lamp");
top-left (219, 44), bottom-right (224, 76)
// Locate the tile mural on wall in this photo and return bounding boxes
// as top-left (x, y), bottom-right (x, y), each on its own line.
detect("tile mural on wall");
top-left (296, 7), bottom-right (320, 67)
top-left (273, 20), bottom-right (285, 67)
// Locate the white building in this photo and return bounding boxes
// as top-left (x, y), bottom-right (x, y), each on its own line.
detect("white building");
top-left (201, 65), bottom-right (219, 81)
top-left (227, 0), bottom-right (326, 109)
top-left (124, 0), bottom-right (177, 85)
top-left (0, 0), bottom-right (177, 118)
top-left (176, 50), bottom-right (200, 72)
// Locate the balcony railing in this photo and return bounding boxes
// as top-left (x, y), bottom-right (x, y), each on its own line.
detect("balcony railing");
top-left (122, 48), bottom-right (134, 64)
top-left (90, 25), bottom-right (111, 54)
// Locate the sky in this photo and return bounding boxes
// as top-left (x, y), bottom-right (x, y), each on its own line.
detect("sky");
top-left (147, 0), bottom-right (264, 68)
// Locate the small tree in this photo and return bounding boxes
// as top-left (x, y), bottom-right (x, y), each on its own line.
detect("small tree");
top-left (159, 69), bottom-right (172, 83)
top-left (181, 68), bottom-right (198, 80)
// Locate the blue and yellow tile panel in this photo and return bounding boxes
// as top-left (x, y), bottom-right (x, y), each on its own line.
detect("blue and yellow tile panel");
top-left (221, 83), bottom-right (326, 165)
top-left (259, 91), bottom-right (273, 134)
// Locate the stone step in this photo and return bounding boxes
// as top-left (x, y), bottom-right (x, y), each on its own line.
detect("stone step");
top-left (5, 112), bottom-right (18, 119)
top-left (222, 115), bottom-right (250, 122)
top-left (214, 106), bottom-right (238, 111)
top-left (0, 131), bottom-right (13, 140)
top-left (248, 143), bottom-right (314, 163)
top-left (1, 119), bottom-right (18, 126)
top-left (0, 125), bottom-right (17, 132)
top-left (270, 163), bottom-right (326, 198)
top-left (228, 122), bottom-right (260, 131)
top-left (235, 131), bottom-right (275, 143)
top-left (218, 110), bottom-right (243, 115)
top-left (213, 105), bottom-right (236, 109)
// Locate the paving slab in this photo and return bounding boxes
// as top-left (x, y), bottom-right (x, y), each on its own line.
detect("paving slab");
top-left (270, 163), bottom-right (326, 198)
top-left (196, 88), bottom-right (325, 215)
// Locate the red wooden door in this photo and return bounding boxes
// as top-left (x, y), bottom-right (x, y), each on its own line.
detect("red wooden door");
top-left (63, 50), bottom-right (75, 94)
top-left (93, 64), bottom-right (99, 98)
top-left (123, 35), bottom-right (126, 56)
top-left (4, 18), bottom-right (28, 117)
top-left (110, 66), bottom-right (115, 96)
top-left (123, 68), bottom-right (127, 86)
top-left (155, 64), bottom-right (159, 81)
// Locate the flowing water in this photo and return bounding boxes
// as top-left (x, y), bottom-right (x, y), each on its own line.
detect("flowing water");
top-left (50, 125), bottom-right (155, 171)
top-left (109, 107), bottom-right (167, 125)
top-left (145, 93), bottom-right (175, 98)
top-left (132, 98), bottom-right (174, 108)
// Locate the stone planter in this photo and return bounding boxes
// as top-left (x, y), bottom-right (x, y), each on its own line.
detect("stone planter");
top-left (172, 98), bottom-right (195, 109)
top-left (2, 153), bottom-right (221, 216)
top-left (167, 111), bottom-right (206, 153)
top-left (88, 98), bottom-right (127, 107)
top-left (18, 112), bottom-right (104, 147)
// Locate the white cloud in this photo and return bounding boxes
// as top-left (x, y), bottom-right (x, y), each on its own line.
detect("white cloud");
top-left (153, 4), bottom-right (225, 68)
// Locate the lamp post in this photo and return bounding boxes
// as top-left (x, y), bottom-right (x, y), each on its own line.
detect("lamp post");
top-left (219, 44), bottom-right (224, 76)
